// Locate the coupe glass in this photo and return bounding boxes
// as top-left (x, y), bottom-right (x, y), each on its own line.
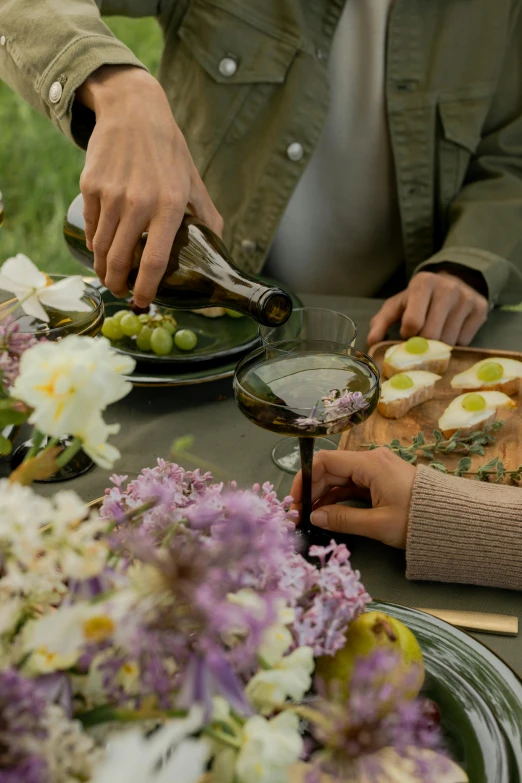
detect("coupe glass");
top-left (259, 307), bottom-right (357, 473)
top-left (1, 277), bottom-right (104, 482)
top-left (234, 339), bottom-right (379, 552)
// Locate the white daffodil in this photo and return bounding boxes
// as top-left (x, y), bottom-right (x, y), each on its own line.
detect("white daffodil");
top-left (0, 254), bottom-right (90, 322)
top-left (245, 646), bottom-right (315, 715)
top-left (91, 707), bottom-right (209, 783)
top-left (22, 600), bottom-right (125, 671)
top-left (258, 600), bottom-right (295, 666)
top-left (235, 712), bottom-right (303, 783)
top-left (12, 334), bottom-right (135, 438)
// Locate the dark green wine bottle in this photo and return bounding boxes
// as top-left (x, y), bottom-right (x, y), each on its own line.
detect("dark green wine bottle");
top-left (63, 194), bottom-right (292, 327)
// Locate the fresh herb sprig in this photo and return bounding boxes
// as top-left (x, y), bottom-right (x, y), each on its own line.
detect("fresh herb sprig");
top-left (361, 420), bottom-right (522, 483)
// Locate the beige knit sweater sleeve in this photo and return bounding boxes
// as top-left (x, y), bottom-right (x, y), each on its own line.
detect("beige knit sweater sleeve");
top-left (406, 466), bottom-right (522, 591)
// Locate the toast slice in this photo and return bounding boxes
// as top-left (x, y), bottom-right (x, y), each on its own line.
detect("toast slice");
top-left (440, 410), bottom-right (497, 439)
top-left (451, 377), bottom-right (520, 396)
top-left (378, 383), bottom-right (437, 419)
top-left (383, 356), bottom-right (450, 379)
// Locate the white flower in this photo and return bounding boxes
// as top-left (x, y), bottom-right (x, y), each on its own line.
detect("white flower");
top-left (44, 704), bottom-right (104, 783)
top-left (0, 254), bottom-right (90, 322)
top-left (12, 334), bottom-right (134, 441)
top-left (245, 646), bottom-right (315, 715)
top-left (354, 747), bottom-right (468, 783)
top-left (91, 707), bottom-right (209, 783)
top-left (74, 413), bottom-right (122, 469)
top-left (22, 600), bottom-right (126, 671)
top-left (235, 712), bottom-right (303, 783)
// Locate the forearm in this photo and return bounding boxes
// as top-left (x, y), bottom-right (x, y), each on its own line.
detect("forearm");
top-left (406, 466), bottom-right (522, 591)
top-left (0, 0), bottom-right (147, 147)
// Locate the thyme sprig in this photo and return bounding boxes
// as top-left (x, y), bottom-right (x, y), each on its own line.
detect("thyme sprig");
top-left (361, 420), bottom-right (522, 483)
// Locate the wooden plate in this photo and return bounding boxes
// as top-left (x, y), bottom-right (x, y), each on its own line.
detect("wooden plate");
top-left (340, 342), bottom-right (521, 476)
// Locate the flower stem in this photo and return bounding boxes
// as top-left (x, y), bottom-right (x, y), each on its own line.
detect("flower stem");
top-left (55, 437), bottom-right (83, 468)
top-left (202, 726), bottom-right (241, 749)
top-left (23, 429), bottom-right (45, 461)
top-left (0, 291), bottom-right (37, 322)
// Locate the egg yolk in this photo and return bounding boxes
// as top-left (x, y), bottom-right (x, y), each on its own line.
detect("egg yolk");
top-left (390, 373), bottom-right (415, 390)
top-left (476, 361), bottom-right (503, 383)
top-left (462, 393), bottom-right (487, 412)
top-left (404, 337), bottom-right (429, 355)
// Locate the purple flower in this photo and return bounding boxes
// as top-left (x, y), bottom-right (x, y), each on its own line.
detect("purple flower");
top-left (308, 649), bottom-right (446, 782)
top-left (0, 315), bottom-right (39, 388)
top-left (0, 669), bottom-right (48, 783)
top-left (279, 542), bottom-right (370, 657)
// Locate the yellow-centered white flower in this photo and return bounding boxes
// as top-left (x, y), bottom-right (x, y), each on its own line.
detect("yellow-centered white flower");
top-left (0, 254), bottom-right (90, 322)
top-left (12, 334), bottom-right (135, 440)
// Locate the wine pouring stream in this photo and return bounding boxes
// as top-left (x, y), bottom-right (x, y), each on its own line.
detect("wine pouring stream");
top-left (234, 339), bottom-right (380, 553)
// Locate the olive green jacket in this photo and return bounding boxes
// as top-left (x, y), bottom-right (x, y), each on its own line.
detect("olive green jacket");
top-left (1, 0), bottom-right (522, 302)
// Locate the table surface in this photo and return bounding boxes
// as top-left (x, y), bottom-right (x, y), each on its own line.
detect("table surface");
top-left (39, 293), bottom-right (522, 677)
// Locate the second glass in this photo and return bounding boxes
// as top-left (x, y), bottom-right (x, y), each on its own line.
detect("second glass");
top-left (259, 307), bottom-right (358, 473)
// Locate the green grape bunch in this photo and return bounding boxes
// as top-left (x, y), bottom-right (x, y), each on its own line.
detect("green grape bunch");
top-left (101, 309), bottom-right (199, 356)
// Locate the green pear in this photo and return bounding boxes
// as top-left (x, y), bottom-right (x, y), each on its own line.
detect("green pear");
top-left (315, 611), bottom-right (424, 702)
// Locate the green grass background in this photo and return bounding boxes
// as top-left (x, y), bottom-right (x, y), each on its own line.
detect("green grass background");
top-left (0, 17), bottom-right (162, 275)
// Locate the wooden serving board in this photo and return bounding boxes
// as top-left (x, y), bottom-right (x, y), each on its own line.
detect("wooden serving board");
top-left (339, 342), bottom-right (522, 477)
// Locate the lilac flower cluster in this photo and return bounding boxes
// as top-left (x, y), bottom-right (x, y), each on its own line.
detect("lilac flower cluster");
top-left (0, 669), bottom-right (48, 783)
top-left (280, 541), bottom-right (371, 657)
top-left (0, 315), bottom-right (39, 387)
top-left (99, 462), bottom-right (299, 713)
top-left (296, 390), bottom-right (369, 435)
top-left (308, 649), bottom-right (447, 782)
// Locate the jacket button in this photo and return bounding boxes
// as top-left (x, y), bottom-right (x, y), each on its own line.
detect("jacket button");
top-left (0, 36), bottom-right (6, 46)
top-left (241, 239), bottom-right (257, 254)
top-left (49, 82), bottom-right (63, 104)
top-left (218, 57), bottom-right (238, 77)
top-left (287, 142), bottom-right (304, 162)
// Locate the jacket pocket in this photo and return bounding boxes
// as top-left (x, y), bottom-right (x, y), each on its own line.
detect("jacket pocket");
top-left (163, 0), bottom-right (298, 169)
top-left (437, 96), bottom-right (492, 206)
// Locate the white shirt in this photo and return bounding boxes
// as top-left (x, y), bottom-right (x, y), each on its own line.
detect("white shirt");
top-left (265, 0), bottom-right (403, 297)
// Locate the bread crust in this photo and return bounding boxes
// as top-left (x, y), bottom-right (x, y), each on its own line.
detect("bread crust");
top-left (440, 411), bottom-right (497, 439)
top-left (383, 357), bottom-right (450, 379)
top-left (378, 384), bottom-right (436, 419)
top-left (451, 378), bottom-right (520, 396)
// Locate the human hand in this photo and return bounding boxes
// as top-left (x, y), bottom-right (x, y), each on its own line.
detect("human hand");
top-left (367, 270), bottom-right (488, 347)
top-left (290, 448), bottom-right (416, 548)
top-left (77, 66), bottom-right (223, 308)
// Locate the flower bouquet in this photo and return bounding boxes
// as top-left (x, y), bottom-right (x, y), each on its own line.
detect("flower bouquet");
top-left (0, 256), bottom-right (468, 782)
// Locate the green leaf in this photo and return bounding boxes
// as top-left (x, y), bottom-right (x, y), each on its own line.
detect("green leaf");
top-left (413, 432), bottom-right (425, 446)
top-left (481, 457), bottom-right (499, 471)
top-left (390, 439), bottom-right (401, 449)
top-left (468, 444), bottom-right (485, 455)
top-left (422, 449), bottom-right (434, 460)
top-left (0, 434), bottom-right (12, 455)
top-left (0, 400), bottom-right (29, 427)
top-left (445, 441), bottom-right (457, 453)
top-left (171, 435), bottom-right (194, 454)
top-left (429, 461), bottom-right (448, 473)
top-left (433, 429), bottom-right (443, 445)
top-left (457, 457), bottom-right (472, 473)
top-left (77, 704), bottom-right (121, 728)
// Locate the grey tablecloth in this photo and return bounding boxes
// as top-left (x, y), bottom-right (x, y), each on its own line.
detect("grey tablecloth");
top-left (39, 294), bottom-right (522, 676)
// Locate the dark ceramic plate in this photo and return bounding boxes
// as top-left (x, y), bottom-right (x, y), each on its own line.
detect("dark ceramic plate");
top-left (101, 278), bottom-right (301, 367)
top-left (373, 601), bottom-right (522, 782)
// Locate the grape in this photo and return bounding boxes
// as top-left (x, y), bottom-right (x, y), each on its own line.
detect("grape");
top-left (129, 298), bottom-right (150, 316)
top-left (112, 310), bottom-right (128, 324)
top-left (225, 308), bottom-right (244, 318)
top-left (138, 313), bottom-right (150, 325)
top-left (174, 329), bottom-right (198, 351)
top-left (151, 327), bottom-right (174, 356)
top-left (120, 312), bottom-right (142, 338)
top-left (462, 393), bottom-right (486, 412)
top-left (404, 336), bottom-right (429, 354)
top-left (136, 326), bottom-right (153, 352)
top-left (477, 361), bottom-right (503, 383)
top-left (162, 318), bottom-right (177, 335)
top-left (390, 373), bottom-right (414, 390)
top-left (101, 316), bottom-right (124, 341)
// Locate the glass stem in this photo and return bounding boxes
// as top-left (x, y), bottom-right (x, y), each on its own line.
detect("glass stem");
top-left (299, 436), bottom-right (315, 536)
